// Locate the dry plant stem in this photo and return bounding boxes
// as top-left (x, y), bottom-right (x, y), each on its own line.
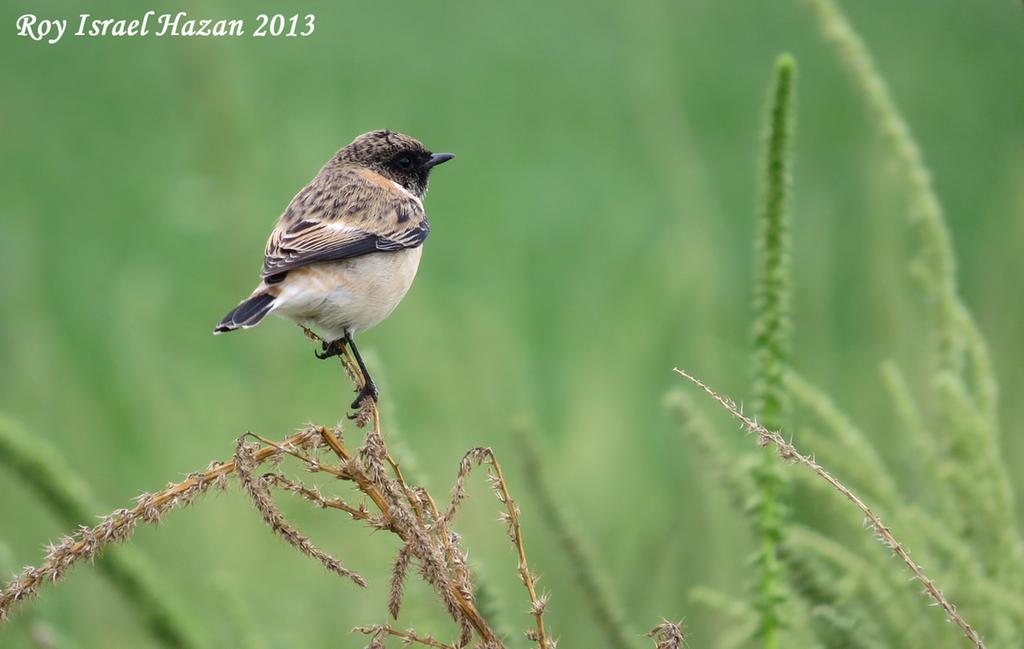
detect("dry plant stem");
top-left (300, 326), bottom-right (498, 644)
top-left (303, 324), bottom-right (425, 521)
top-left (316, 411), bottom-right (499, 646)
top-left (0, 428), bottom-right (316, 622)
top-left (490, 456), bottom-right (548, 648)
top-left (355, 624), bottom-right (457, 649)
top-left (673, 368), bottom-right (986, 649)
top-left (362, 436), bottom-right (476, 647)
top-left (448, 448), bottom-right (549, 648)
top-left (261, 472), bottom-right (371, 521)
top-left (234, 422), bottom-right (494, 646)
top-left (234, 436), bottom-right (367, 587)
top-left (365, 403), bottom-right (426, 523)
top-left (416, 487), bottom-right (477, 619)
top-left (311, 428), bottom-right (392, 515)
top-left (5, 326), bottom-right (503, 646)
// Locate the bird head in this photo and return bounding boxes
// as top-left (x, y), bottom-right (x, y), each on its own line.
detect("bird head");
top-left (337, 130), bottom-right (454, 198)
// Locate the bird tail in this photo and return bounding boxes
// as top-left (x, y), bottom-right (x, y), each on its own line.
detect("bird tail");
top-left (213, 292), bottom-right (277, 334)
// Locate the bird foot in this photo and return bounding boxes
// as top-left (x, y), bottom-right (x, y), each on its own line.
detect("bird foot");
top-left (347, 381), bottom-right (378, 417)
top-left (315, 338), bottom-right (346, 360)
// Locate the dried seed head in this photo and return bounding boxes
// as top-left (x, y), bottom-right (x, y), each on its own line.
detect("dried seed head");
top-left (234, 436), bottom-right (367, 588)
top-left (530, 592), bottom-right (550, 616)
top-left (646, 620), bottom-right (686, 649)
top-left (389, 543), bottom-right (414, 620)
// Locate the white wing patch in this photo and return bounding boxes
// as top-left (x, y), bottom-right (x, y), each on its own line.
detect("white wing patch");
top-left (320, 222), bottom-right (362, 233)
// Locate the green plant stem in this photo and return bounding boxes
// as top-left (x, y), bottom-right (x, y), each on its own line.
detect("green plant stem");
top-left (750, 53), bottom-right (797, 649)
top-left (804, 0), bottom-right (1022, 591)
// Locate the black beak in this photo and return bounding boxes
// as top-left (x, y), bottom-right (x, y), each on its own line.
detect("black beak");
top-left (423, 152), bottom-right (455, 169)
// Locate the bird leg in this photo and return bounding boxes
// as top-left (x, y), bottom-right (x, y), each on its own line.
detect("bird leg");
top-left (343, 332), bottom-right (378, 411)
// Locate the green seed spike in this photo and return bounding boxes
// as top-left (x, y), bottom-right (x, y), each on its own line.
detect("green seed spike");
top-left (750, 53), bottom-right (797, 649)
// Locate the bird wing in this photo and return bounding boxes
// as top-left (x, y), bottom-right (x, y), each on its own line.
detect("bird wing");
top-left (261, 168), bottom-right (429, 279)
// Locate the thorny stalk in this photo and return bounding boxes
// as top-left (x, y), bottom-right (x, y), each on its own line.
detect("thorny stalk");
top-left (354, 624), bottom-right (457, 649)
top-left (260, 472), bottom-right (371, 522)
top-left (674, 368), bottom-right (986, 649)
top-left (490, 454), bottom-right (550, 649)
top-left (0, 326), bottom-right (695, 649)
top-left (315, 424), bottom-right (481, 645)
top-left (0, 428), bottom-right (317, 623)
top-left (301, 325), bottom-right (426, 521)
top-left (3, 321), bottom-right (699, 648)
top-left (300, 326), bottom-right (509, 646)
top-left (233, 435), bottom-right (367, 587)
top-left (0, 343), bottom-right (507, 648)
top-left (446, 448), bottom-right (550, 648)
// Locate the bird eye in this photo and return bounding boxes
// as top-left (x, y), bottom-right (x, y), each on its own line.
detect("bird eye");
top-left (394, 155), bottom-right (413, 170)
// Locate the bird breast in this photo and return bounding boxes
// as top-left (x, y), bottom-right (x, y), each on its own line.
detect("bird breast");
top-left (271, 247), bottom-right (423, 338)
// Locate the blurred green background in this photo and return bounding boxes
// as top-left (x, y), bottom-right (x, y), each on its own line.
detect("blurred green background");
top-left (2, 0), bottom-right (1022, 647)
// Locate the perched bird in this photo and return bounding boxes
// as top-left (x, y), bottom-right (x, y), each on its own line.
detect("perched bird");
top-left (214, 130), bottom-right (454, 409)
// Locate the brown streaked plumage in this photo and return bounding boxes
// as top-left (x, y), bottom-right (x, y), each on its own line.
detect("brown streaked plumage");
top-left (214, 130), bottom-right (454, 409)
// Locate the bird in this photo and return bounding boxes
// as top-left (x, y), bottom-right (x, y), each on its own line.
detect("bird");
top-left (213, 130), bottom-right (454, 410)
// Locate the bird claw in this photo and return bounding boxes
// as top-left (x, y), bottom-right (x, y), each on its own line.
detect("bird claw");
top-left (315, 338), bottom-right (346, 360)
top-left (349, 381), bottom-right (378, 412)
